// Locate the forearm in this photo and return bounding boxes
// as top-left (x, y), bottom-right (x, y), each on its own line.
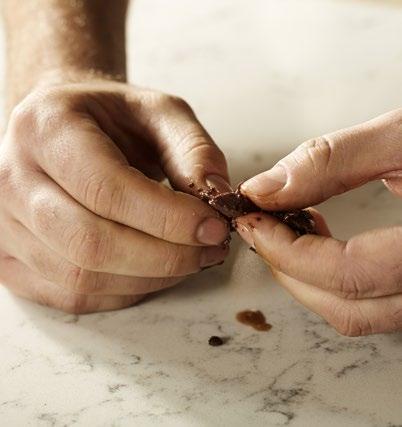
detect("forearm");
top-left (2, 0), bottom-right (128, 113)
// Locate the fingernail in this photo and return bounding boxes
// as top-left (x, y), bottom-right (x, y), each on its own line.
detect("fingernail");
top-left (242, 166), bottom-right (287, 195)
top-left (205, 174), bottom-right (232, 193)
top-left (197, 217), bottom-right (229, 245)
top-left (235, 221), bottom-right (255, 248)
top-left (200, 246), bottom-right (228, 268)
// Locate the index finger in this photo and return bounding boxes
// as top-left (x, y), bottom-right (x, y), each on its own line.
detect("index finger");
top-left (236, 212), bottom-right (402, 299)
top-left (28, 116), bottom-right (229, 246)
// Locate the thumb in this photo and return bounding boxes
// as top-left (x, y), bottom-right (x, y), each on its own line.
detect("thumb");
top-left (145, 94), bottom-right (231, 194)
top-left (241, 109), bottom-right (402, 210)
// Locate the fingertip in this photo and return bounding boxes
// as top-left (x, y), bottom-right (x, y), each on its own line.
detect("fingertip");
top-left (164, 134), bottom-right (231, 195)
top-left (235, 212), bottom-right (296, 251)
top-left (242, 166), bottom-right (287, 192)
top-left (196, 216), bottom-right (230, 246)
top-left (205, 174), bottom-right (232, 193)
top-left (241, 166), bottom-right (287, 207)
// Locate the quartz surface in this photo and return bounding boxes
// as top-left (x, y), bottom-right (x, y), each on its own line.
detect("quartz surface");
top-left (2, 1), bottom-right (402, 426)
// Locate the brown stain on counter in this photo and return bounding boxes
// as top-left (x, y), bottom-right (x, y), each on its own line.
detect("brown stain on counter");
top-left (236, 309), bottom-right (272, 332)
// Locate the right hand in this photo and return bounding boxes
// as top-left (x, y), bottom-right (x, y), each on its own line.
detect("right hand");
top-left (0, 81), bottom-right (230, 313)
top-left (238, 108), bottom-right (402, 336)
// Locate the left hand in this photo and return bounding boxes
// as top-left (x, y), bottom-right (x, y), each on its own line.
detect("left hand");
top-left (236, 108), bottom-right (402, 336)
top-left (0, 82), bottom-right (230, 313)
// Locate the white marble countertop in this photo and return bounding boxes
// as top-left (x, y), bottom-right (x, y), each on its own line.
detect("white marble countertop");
top-left (2, 1), bottom-right (402, 426)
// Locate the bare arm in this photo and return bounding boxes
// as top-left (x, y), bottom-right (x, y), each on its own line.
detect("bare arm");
top-left (0, 0), bottom-right (230, 313)
top-left (2, 0), bottom-right (128, 113)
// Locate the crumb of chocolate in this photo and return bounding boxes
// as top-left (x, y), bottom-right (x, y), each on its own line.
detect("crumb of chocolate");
top-left (189, 182), bottom-right (195, 188)
top-left (200, 185), bottom-right (316, 237)
top-left (208, 336), bottom-right (224, 346)
top-left (236, 309), bottom-right (272, 332)
top-left (222, 234), bottom-right (232, 249)
top-left (199, 186), bottom-right (219, 201)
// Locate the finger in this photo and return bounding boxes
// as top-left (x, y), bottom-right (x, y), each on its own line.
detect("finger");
top-left (5, 183), bottom-right (228, 281)
top-left (0, 253), bottom-right (144, 314)
top-left (241, 108), bottom-right (402, 209)
top-left (271, 268), bottom-right (402, 336)
top-left (1, 218), bottom-right (185, 295)
top-left (140, 93), bottom-right (232, 193)
top-left (5, 168), bottom-right (228, 277)
top-left (21, 115), bottom-right (228, 246)
top-left (236, 212), bottom-right (402, 299)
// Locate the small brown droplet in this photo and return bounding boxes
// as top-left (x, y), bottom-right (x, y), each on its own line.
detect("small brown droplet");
top-left (236, 309), bottom-right (272, 331)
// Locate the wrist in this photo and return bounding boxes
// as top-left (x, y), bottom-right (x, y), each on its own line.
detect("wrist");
top-left (6, 66), bottom-right (127, 116)
top-left (34, 67), bottom-right (127, 88)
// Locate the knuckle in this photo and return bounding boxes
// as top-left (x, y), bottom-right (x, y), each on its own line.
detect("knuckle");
top-left (300, 136), bottom-right (334, 168)
top-left (9, 99), bottom-right (39, 133)
top-left (81, 171), bottom-right (125, 219)
top-left (303, 136), bottom-right (348, 195)
top-left (177, 130), bottom-right (211, 156)
top-left (331, 304), bottom-right (373, 337)
top-left (155, 92), bottom-right (191, 111)
top-left (163, 248), bottom-right (187, 277)
top-left (64, 265), bottom-right (103, 295)
top-left (30, 191), bottom-right (58, 234)
top-left (156, 208), bottom-right (183, 241)
top-left (330, 267), bottom-right (362, 300)
top-left (67, 225), bottom-right (112, 270)
top-left (9, 88), bottom-right (70, 144)
top-left (332, 242), bottom-right (377, 299)
top-left (24, 247), bottom-right (52, 278)
top-left (150, 92), bottom-right (172, 108)
top-left (157, 128), bottom-right (215, 178)
top-left (168, 95), bottom-right (192, 111)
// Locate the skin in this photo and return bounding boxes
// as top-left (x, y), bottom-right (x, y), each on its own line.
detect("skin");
top-left (3, 1), bottom-right (398, 333)
top-left (238, 109), bottom-right (402, 336)
top-left (0, 0), bottom-right (231, 313)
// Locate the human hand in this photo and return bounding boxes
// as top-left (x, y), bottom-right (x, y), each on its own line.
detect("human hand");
top-left (0, 82), bottom-right (230, 313)
top-left (237, 109), bottom-right (402, 336)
